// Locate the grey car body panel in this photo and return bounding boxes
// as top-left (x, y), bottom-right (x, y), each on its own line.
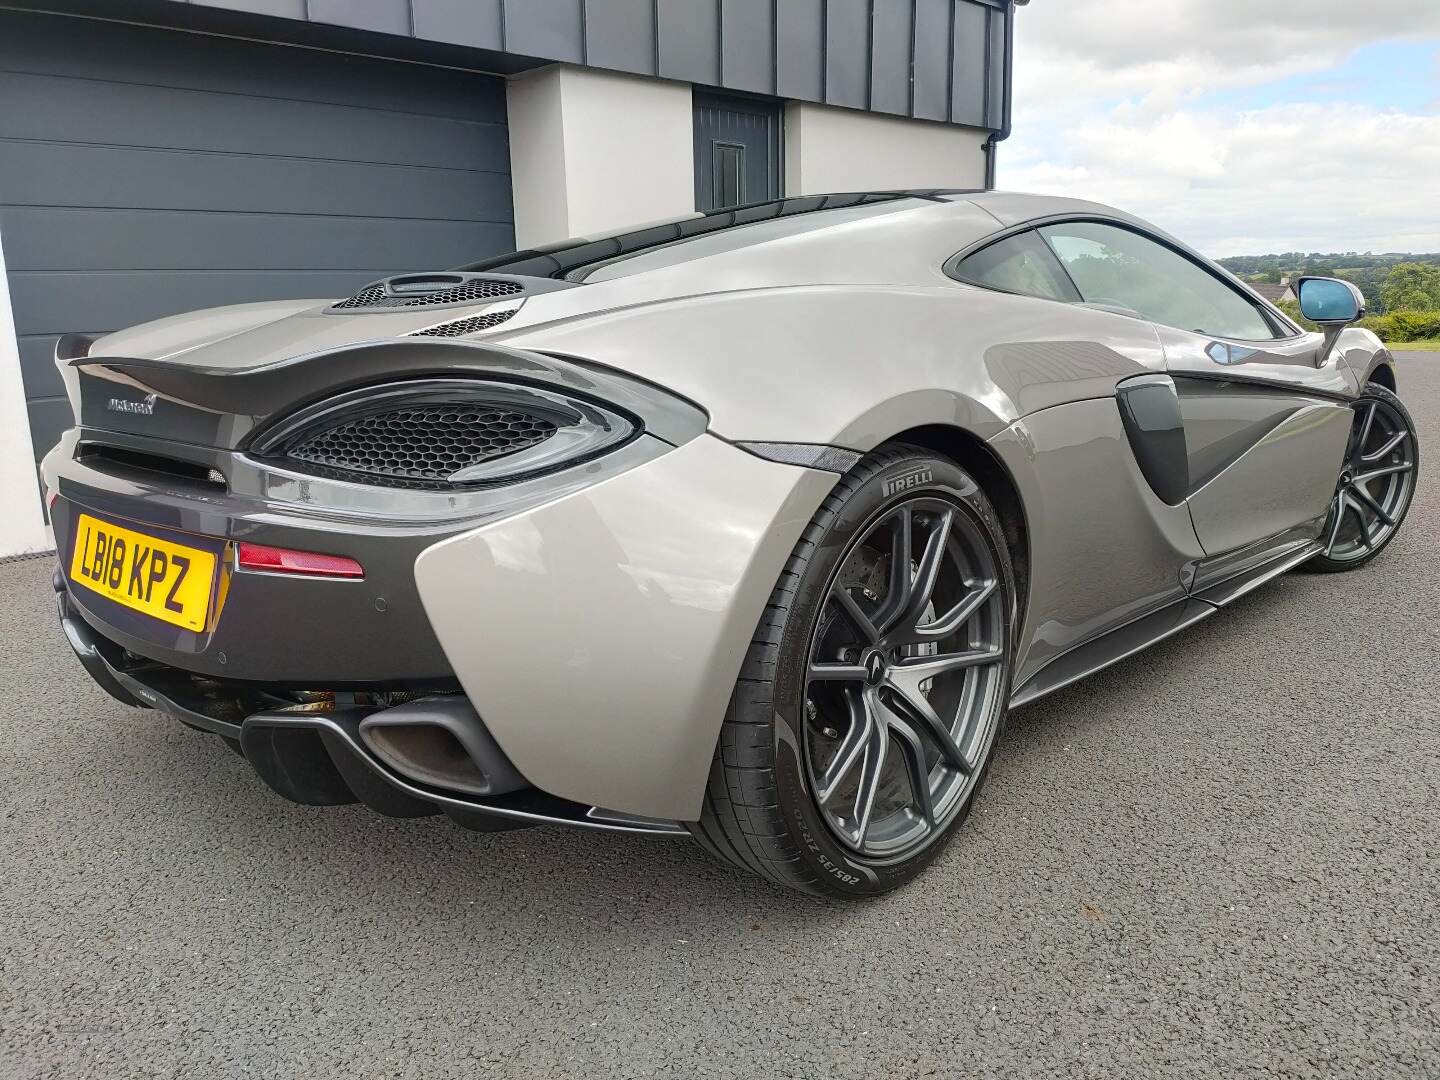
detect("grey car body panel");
top-left (1185, 404), bottom-right (1352, 556)
top-left (987, 398), bottom-right (1205, 690)
top-left (45, 191), bottom-right (1395, 823)
top-left (412, 434), bottom-right (836, 821)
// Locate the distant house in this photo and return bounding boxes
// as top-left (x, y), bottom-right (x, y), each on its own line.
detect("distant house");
top-left (1247, 281), bottom-right (1291, 304)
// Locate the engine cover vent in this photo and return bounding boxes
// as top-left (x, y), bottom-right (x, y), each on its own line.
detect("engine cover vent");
top-left (408, 309), bottom-right (517, 338)
top-left (331, 275), bottom-right (524, 311)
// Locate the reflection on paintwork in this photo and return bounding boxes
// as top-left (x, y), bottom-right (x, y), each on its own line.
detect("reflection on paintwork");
top-left (1206, 341), bottom-right (1260, 366)
top-left (987, 398), bottom-right (1204, 686)
top-left (413, 436), bottom-right (836, 820)
top-left (1187, 404), bottom-right (1351, 555)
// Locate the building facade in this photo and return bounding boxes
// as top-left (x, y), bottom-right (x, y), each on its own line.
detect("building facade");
top-left (0, 0), bottom-right (1020, 556)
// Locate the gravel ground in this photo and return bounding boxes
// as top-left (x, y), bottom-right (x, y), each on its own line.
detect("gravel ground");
top-left (1, 355), bottom-right (1436, 1080)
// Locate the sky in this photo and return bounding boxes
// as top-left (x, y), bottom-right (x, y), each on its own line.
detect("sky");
top-left (999, 0), bottom-right (1440, 258)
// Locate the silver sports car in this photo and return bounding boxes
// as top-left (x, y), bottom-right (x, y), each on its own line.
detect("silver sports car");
top-left (43, 191), bottom-right (1417, 897)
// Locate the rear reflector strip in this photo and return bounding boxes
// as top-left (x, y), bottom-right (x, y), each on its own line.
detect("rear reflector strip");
top-left (236, 543), bottom-right (364, 579)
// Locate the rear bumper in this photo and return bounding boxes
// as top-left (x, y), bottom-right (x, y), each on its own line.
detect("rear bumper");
top-left (47, 431), bottom-right (837, 823)
top-left (55, 584), bottom-right (684, 836)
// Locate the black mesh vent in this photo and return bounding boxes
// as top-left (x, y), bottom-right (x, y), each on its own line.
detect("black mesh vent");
top-left (409, 309), bottom-right (517, 337)
top-left (332, 284), bottom-right (388, 309)
top-left (333, 279), bottom-right (524, 310)
top-left (286, 404), bottom-right (557, 486)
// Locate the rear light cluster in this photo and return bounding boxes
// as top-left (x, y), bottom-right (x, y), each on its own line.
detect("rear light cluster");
top-left (236, 543), bottom-right (363, 579)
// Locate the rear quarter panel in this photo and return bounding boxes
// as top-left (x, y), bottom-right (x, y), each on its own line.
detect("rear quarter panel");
top-left (501, 284), bottom-right (1169, 447)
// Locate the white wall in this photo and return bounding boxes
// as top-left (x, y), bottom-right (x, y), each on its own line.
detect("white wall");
top-left (0, 225), bottom-right (50, 558)
top-left (784, 101), bottom-right (988, 195)
top-left (507, 66), bottom-right (696, 247)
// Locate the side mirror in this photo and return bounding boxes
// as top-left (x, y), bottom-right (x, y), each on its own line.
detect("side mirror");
top-left (1296, 276), bottom-right (1366, 368)
top-left (1297, 276), bottom-right (1364, 324)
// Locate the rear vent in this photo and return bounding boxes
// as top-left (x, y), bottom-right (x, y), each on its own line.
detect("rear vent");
top-left (333, 278), bottom-right (524, 310)
top-left (78, 444), bottom-right (226, 490)
top-left (409, 310), bottom-right (517, 338)
top-left (286, 405), bottom-right (557, 488)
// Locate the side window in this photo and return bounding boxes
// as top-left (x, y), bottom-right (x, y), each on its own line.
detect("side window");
top-left (952, 231), bottom-right (1081, 303)
top-left (1039, 221), bottom-right (1279, 340)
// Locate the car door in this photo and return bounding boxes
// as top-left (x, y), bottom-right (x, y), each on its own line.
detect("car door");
top-left (1039, 220), bottom-right (1356, 559)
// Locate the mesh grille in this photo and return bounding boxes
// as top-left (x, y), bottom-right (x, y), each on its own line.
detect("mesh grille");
top-left (409, 309), bottom-right (517, 337)
top-left (287, 404), bottom-right (557, 486)
top-left (333, 279), bottom-right (524, 310)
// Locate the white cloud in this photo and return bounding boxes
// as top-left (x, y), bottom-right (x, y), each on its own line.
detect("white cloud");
top-left (1012, 0), bottom-right (1440, 110)
top-left (1002, 1), bottom-right (1440, 255)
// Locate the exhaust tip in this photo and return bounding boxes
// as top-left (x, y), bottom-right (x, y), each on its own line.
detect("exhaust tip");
top-left (358, 697), bottom-right (526, 798)
top-left (361, 723), bottom-right (490, 796)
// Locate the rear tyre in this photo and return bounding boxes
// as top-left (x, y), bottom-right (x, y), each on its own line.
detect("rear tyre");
top-left (688, 446), bottom-right (1014, 898)
top-left (1305, 383), bottom-right (1418, 573)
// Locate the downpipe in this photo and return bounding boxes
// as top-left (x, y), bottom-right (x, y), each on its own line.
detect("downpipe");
top-left (983, 0), bottom-right (1026, 190)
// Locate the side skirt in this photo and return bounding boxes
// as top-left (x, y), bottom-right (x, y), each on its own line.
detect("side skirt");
top-left (1009, 537), bottom-right (1323, 709)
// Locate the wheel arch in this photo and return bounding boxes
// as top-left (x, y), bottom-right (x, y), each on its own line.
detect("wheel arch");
top-left (878, 423), bottom-right (1031, 629)
top-left (1368, 360), bottom-right (1397, 393)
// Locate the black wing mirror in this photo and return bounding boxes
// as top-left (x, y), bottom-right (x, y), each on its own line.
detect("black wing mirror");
top-left (1296, 276), bottom-right (1366, 367)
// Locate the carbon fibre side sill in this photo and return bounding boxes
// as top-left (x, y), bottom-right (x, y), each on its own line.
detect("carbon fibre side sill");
top-left (1010, 538), bottom-right (1323, 710)
top-left (1192, 539), bottom-right (1323, 607)
top-left (1009, 597), bottom-right (1215, 710)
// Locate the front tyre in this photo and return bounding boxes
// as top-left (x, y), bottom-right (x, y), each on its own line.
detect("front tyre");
top-left (688, 446), bottom-right (1014, 897)
top-left (1307, 383), bottom-right (1419, 573)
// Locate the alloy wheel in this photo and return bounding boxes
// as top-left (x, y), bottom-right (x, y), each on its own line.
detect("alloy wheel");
top-left (1321, 396), bottom-right (1416, 563)
top-left (802, 495), bottom-right (1007, 858)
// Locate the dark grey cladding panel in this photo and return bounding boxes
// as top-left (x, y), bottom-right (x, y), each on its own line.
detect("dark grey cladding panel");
top-left (824, 0), bottom-right (869, 110)
top-left (0, 9), bottom-right (507, 120)
top-left (870, 1), bottom-right (915, 116)
top-left (503, 0), bottom-right (584, 63)
top-left (951, 0), bottom-right (990, 127)
top-left (775, 0), bottom-right (825, 101)
top-left (988, 6), bottom-right (1008, 129)
top-left (0, 142), bottom-right (513, 222)
top-left (27, 400), bottom-right (71, 464)
top-left (0, 72), bottom-right (509, 172)
top-left (657, 1), bottom-right (721, 85)
top-left (584, 0), bottom-right (657, 74)
top-left (309, 0), bottom-right (412, 35)
top-left (192, 0), bottom-right (304, 16)
top-left (912, 0), bottom-right (953, 121)
top-left (27, 0), bottom-right (1011, 129)
top-left (8, 271), bottom-right (392, 339)
top-left (2, 208), bottom-right (512, 274)
top-left (0, 7), bottom-right (516, 464)
top-left (412, 0), bottom-right (504, 49)
top-left (18, 337), bottom-right (66, 401)
top-left (721, 0), bottom-right (776, 94)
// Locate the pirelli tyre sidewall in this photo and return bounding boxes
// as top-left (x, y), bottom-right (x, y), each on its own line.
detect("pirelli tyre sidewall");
top-left (769, 450), bottom-right (1015, 896)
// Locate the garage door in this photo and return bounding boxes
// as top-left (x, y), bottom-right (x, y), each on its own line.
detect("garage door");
top-left (0, 10), bottom-right (515, 465)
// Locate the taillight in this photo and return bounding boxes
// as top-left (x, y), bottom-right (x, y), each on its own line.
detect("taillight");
top-left (236, 543), bottom-right (363, 579)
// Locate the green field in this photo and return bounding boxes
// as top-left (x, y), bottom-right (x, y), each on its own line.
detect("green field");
top-left (1390, 340), bottom-right (1440, 352)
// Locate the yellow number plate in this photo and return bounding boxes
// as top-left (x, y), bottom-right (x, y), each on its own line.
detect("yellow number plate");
top-left (69, 514), bottom-right (218, 632)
